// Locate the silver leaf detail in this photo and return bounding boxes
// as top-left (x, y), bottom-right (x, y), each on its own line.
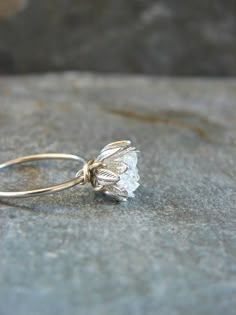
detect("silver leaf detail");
top-left (110, 146), bottom-right (137, 160)
top-left (104, 185), bottom-right (128, 201)
top-left (96, 147), bottom-right (122, 162)
top-left (100, 140), bottom-right (131, 153)
top-left (96, 168), bottom-right (120, 186)
top-left (107, 161), bottom-right (128, 175)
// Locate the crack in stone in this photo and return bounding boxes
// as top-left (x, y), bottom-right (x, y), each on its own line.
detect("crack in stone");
top-left (102, 107), bottom-right (209, 139)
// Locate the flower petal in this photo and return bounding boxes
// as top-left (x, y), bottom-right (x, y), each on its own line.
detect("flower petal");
top-left (96, 168), bottom-right (120, 186)
top-left (100, 140), bottom-right (131, 153)
top-left (104, 184), bottom-right (128, 201)
top-left (96, 147), bottom-right (121, 162)
top-left (111, 146), bottom-right (137, 160)
top-left (107, 161), bottom-right (128, 175)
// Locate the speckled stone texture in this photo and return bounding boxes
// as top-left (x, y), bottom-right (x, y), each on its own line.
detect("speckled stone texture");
top-left (0, 0), bottom-right (236, 75)
top-left (0, 73), bottom-right (236, 315)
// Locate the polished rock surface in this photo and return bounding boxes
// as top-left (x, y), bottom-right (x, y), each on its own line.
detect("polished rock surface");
top-left (0, 73), bottom-right (236, 315)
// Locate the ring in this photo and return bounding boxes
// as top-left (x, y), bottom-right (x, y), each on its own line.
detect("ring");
top-left (0, 140), bottom-right (140, 201)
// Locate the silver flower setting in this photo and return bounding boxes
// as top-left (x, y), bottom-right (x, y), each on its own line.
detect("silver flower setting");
top-left (76, 140), bottom-right (140, 201)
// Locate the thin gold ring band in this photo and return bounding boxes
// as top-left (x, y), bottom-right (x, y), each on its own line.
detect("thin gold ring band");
top-left (0, 153), bottom-right (86, 198)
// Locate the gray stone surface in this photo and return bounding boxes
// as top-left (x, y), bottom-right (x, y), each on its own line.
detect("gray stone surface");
top-left (0, 0), bottom-right (236, 75)
top-left (0, 72), bottom-right (236, 315)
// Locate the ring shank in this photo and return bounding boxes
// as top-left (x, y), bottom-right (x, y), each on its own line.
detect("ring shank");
top-left (0, 153), bottom-right (86, 198)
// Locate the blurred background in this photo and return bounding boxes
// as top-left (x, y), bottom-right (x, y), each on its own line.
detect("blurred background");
top-left (0, 0), bottom-right (236, 76)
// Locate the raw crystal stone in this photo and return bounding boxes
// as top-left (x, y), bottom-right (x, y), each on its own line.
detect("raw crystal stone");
top-left (94, 141), bottom-right (140, 200)
top-left (111, 151), bottom-right (140, 198)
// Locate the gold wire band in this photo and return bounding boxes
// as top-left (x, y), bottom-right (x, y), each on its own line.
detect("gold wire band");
top-left (0, 153), bottom-right (86, 198)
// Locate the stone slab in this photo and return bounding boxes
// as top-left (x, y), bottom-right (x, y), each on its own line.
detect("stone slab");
top-left (0, 73), bottom-right (236, 315)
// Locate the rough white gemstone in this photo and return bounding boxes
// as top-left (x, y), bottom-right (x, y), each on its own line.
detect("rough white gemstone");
top-left (115, 151), bottom-right (140, 197)
top-left (95, 141), bottom-right (140, 200)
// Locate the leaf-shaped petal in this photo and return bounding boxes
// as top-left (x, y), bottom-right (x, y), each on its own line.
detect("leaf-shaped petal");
top-left (100, 140), bottom-right (131, 153)
top-left (96, 147), bottom-right (122, 162)
top-left (108, 161), bottom-right (128, 175)
top-left (104, 184), bottom-right (128, 201)
top-left (111, 146), bottom-right (137, 160)
top-left (96, 168), bottom-right (120, 186)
